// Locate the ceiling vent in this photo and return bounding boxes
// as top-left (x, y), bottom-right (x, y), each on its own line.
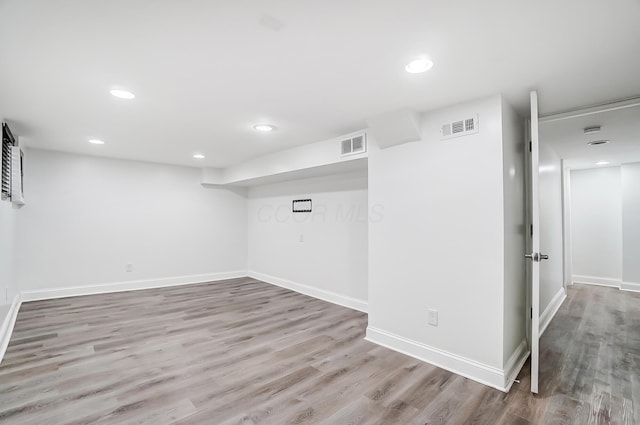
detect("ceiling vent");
top-left (441, 115), bottom-right (479, 140)
top-left (340, 133), bottom-right (367, 156)
top-left (588, 140), bottom-right (610, 146)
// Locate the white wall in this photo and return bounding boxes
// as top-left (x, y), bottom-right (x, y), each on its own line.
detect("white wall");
top-left (247, 172), bottom-right (368, 308)
top-left (501, 99), bottom-right (526, 364)
top-left (0, 114), bottom-right (19, 347)
top-left (0, 201), bottom-right (19, 305)
top-left (570, 167), bottom-right (622, 285)
top-left (16, 149), bottom-right (248, 292)
top-left (622, 163), bottom-right (640, 287)
top-left (0, 200), bottom-right (17, 311)
top-left (538, 142), bottom-right (565, 311)
top-left (367, 95), bottom-right (507, 373)
top-left (1, 114), bottom-right (19, 314)
top-left (0, 196), bottom-right (17, 358)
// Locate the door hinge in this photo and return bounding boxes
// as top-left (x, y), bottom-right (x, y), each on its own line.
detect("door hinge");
top-left (530, 308), bottom-right (533, 319)
top-left (529, 141), bottom-right (532, 152)
top-left (530, 224), bottom-right (533, 237)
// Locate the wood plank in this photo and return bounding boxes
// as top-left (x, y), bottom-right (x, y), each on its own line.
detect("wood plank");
top-left (0, 280), bottom-right (637, 424)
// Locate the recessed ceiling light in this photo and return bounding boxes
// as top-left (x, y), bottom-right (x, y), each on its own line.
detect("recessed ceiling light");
top-left (110, 89), bottom-right (135, 99)
top-left (253, 124), bottom-right (275, 132)
top-left (596, 161), bottom-right (611, 165)
top-left (405, 56), bottom-right (434, 74)
top-left (584, 126), bottom-right (601, 135)
top-left (193, 153), bottom-right (205, 159)
top-left (88, 139), bottom-right (105, 145)
top-left (588, 140), bottom-right (610, 146)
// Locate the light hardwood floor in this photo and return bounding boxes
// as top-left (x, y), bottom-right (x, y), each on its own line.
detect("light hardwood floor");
top-left (0, 279), bottom-right (638, 424)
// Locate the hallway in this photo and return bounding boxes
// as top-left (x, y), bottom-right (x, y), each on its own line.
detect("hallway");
top-left (511, 283), bottom-right (640, 424)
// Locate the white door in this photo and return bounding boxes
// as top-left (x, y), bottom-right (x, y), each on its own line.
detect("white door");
top-left (526, 90), bottom-right (549, 394)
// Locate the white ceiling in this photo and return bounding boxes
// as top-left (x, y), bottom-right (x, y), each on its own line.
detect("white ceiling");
top-left (540, 103), bottom-right (640, 169)
top-left (1, 0), bottom-right (640, 168)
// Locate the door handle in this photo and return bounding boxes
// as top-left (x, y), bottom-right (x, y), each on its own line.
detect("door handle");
top-left (525, 253), bottom-right (539, 262)
top-left (539, 254), bottom-right (549, 260)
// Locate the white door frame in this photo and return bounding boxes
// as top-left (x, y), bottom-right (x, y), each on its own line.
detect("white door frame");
top-left (526, 90), bottom-right (541, 394)
top-left (561, 162), bottom-right (572, 289)
top-left (524, 119), bottom-right (532, 350)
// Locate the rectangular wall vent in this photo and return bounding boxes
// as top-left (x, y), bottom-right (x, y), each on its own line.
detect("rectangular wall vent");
top-left (340, 133), bottom-right (367, 156)
top-left (441, 115), bottom-right (479, 140)
top-left (452, 120), bottom-right (464, 134)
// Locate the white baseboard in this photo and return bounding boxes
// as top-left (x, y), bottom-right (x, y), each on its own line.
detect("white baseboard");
top-left (20, 271), bottom-right (248, 302)
top-left (0, 294), bottom-right (22, 364)
top-left (503, 340), bottom-right (530, 392)
top-left (365, 326), bottom-right (512, 392)
top-left (248, 271), bottom-right (368, 313)
top-left (621, 281), bottom-right (640, 292)
top-left (572, 275), bottom-right (621, 289)
top-left (539, 286), bottom-right (567, 336)
top-left (572, 276), bottom-right (640, 294)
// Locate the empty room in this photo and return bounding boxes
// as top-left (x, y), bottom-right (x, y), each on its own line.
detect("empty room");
top-left (1, 1), bottom-right (639, 424)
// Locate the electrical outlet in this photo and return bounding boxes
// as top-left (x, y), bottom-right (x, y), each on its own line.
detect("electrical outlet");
top-left (125, 263), bottom-right (133, 272)
top-left (428, 309), bottom-right (438, 327)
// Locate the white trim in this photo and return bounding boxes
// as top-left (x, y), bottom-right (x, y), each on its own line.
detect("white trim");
top-left (561, 162), bottom-right (573, 287)
top-left (248, 271), bottom-right (368, 313)
top-left (20, 271), bottom-right (247, 302)
top-left (539, 287), bottom-right (567, 336)
top-left (0, 294), bottom-right (22, 364)
top-left (540, 96), bottom-right (640, 123)
top-left (571, 275), bottom-right (621, 289)
top-left (503, 340), bottom-right (530, 392)
top-left (365, 326), bottom-right (511, 392)
top-left (621, 282), bottom-right (640, 292)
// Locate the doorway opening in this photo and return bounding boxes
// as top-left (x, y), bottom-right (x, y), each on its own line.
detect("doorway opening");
top-left (526, 95), bottom-right (640, 412)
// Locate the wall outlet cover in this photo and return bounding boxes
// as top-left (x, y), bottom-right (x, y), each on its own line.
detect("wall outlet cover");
top-left (428, 309), bottom-right (438, 326)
